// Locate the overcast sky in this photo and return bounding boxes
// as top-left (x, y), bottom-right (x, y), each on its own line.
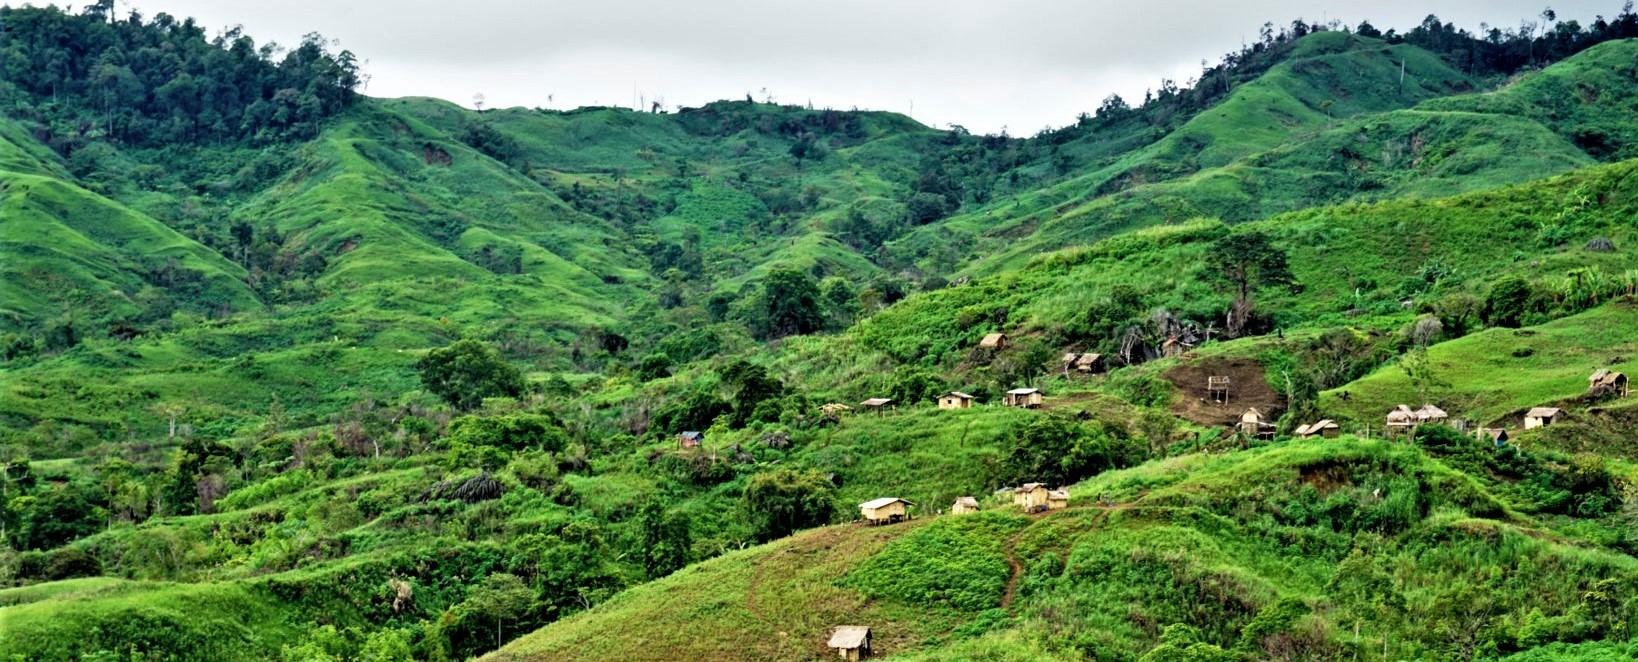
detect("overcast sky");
top-left (19, 1), bottom-right (1625, 133)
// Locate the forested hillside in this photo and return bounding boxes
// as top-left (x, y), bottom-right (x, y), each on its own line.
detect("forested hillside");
top-left (4, 3), bottom-right (1638, 661)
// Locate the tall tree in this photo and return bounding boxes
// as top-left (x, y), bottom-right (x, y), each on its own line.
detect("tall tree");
top-left (460, 573), bottom-right (536, 651)
top-left (756, 266), bottom-right (824, 339)
top-left (1205, 230), bottom-right (1294, 337)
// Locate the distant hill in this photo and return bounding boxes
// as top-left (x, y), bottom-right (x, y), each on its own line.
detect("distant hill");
top-left (5, 5), bottom-right (1638, 661)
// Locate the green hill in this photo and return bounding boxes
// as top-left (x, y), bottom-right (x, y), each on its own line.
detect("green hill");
top-left (907, 38), bottom-right (1638, 275)
top-left (7, 5), bottom-right (1638, 661)
top-left (494, 438), bottom-right (1637, 661)
top-left (0, 167), bottom-right (260, 329)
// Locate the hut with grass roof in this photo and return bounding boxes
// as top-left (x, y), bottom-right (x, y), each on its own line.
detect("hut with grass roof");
top-left (1004, 387), bottom-right (1043, 409)
top-left (1014, 483), bottom-right (1050, 512)
top-left (1295, 420), bottom-right (1340, 439)
top-left (858, 497), bottom-right (912, 525)
top-left (1525, 406), bottom-right (1563, 429)
top-left (938, 391), bottom-right (976, 410)
top-left (1589, 369), bottom-right (1629, 398)
top-left (979, 333), bottom-right (1009, 351)
top-left (859, 398), bottom-right (893, 414)
top-left (1386, 405), bottom-right (1419, 437)
top-left (827, 626), bottom-right (872, 660)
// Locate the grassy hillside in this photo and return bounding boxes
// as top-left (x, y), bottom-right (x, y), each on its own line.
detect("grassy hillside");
top-left (496, 437), bottom-right (1638, 660)
top-left (7, 7), bottom-right (1638, 661)
top-left (779, 156), bottom-right (1638, 405)
top-left (901, 38), bottom-right (1638, 276)
top-left (0, 168), bottom-right (260, 329)
top-left (1320, 303), bottom-right (1638, 427)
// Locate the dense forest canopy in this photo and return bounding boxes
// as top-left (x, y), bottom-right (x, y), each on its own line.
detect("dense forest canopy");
top-left (0, 0), bottom-right (361, 149)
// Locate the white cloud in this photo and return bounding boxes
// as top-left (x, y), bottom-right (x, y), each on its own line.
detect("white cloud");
top-left (19, 0), bottom-right (1618, 133)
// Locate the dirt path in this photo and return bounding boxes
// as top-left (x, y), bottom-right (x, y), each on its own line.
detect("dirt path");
top-left (1162, 357), bottom-right (1284, 427)
top-left (999, 529), bottom-right (1028, 609)
top-left (1000, 502), bottom-right (1137, 611)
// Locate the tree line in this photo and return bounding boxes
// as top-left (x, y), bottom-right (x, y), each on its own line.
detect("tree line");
top-left (0, 1), bottom-right (362, 150)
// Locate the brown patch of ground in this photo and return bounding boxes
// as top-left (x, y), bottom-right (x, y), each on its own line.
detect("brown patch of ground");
top-left (1299, 461), bottom-right (1352, 495)
top-left (1161, 356), bottom-right (1284, 427)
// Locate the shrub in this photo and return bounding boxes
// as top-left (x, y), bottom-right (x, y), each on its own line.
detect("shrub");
top-left (416, 339), bottom-right (525, 410)
top-left (743, 468), bottom-right (835, 541)
top-left (445, 414), bottom-right (566, 453)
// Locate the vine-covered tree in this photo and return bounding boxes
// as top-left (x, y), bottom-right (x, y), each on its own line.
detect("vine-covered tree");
top-left (637, 500), bottom-right (692, 580)
top-left (754, 266), bottom-right (824, 339)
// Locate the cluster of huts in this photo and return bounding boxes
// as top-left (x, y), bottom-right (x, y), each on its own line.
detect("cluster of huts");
top-left (1226, 368), bottom-right (1628, 444)
top-left (824, 368), bottom-right (1632, 660)
top-left (1384, 404), bottom-right (1449, 436)
top-left (831, 387), bottom-right (1045, 417)
top-left (855, 483), bottom-right (1069, 527)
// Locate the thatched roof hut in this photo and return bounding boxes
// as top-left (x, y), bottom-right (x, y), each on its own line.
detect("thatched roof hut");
top-left (1004, 388), bottom-right (1043, 408)
top-left (1385, 405), bottom-right (1418, 434)
top-left (979, 333), bottom-right (1008, 350)
top-left (1525, 406), bottom-right (1563, 429)
top-left (1589, 369), bottom-right (1629, 397)
top-left (1295, 420), bottom-right (1340, 439)
top-left (858, 497), bottom-right (913, 524)
top-left (1415, 404), bottom-right (1449, 423)
top-left (827, 626), bottom-right (872, 660)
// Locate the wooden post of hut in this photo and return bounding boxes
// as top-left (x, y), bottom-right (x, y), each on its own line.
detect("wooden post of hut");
top-left (1207, 376), bottom-right (1231, 405)
top-left (827, 626), bottom-right (872, 661)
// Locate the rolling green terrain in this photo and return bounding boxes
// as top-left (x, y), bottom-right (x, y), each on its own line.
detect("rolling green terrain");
top-left (5, 4), bottom-right (1638, 661)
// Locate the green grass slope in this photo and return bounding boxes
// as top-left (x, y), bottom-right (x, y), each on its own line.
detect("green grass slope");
top-left (495, 438), bottom-right (1638, 660)
top-left (900, 38), bottom-right (1638, 278)
top-left (0, 168), bottom-right (259, 329)
top-left (902, 32), bottom-right (1478, 272)
top-left (783, 157), bottom-right (1638, 396)
top-left (1421, 39), bottom-right (1638, 161)
top-left (1320, 303), bottom-right (1638, 427)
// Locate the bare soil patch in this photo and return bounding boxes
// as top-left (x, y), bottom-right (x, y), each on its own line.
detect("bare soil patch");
top-left (1161, 356), bottom-right (1284, 427)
